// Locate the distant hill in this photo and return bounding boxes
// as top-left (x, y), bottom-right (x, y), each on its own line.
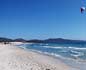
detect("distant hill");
top-left (13, 38), bottom-right (26, 42)
top-left (0, 37), bottom-right (26, 42)
top-left (0, 37), bottom-right (13, 42)
top-left (27, 38), bottom-right (86, 44)
top-left (0, 37), bottom-right (86, 44)
top-left (43, 38), bottom-right (86, 44)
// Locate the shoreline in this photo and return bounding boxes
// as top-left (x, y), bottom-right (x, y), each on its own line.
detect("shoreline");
top-left (14, 46), bottom-right (86, 70)
top-left (0, 42), bottom-right (78, 70)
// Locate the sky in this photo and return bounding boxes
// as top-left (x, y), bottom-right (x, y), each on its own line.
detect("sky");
top-left (0, 0), bottom-right (86, 40)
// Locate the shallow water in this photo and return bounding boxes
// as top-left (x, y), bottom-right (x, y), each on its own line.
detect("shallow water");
top-left (19, 43), bottom-right (86, 70)
top-left (23, 43), bottom-right (86, 60)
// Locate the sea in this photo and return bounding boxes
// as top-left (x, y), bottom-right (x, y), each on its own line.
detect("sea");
top-left (18, 43), bottom-right (86, 70)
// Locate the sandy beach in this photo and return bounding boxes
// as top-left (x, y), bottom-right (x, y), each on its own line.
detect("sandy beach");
top-left (0, 42), bottom-right (78, 70)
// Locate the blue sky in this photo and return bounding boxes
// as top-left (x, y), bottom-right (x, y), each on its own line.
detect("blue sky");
top-left (0, 0), bottom-right (86, 40)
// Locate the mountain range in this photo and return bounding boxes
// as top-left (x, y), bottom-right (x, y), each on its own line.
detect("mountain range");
top-left (0, 37), bottom-right (86, 44)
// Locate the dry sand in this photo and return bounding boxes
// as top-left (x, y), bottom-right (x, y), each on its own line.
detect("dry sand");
top-left (0, 42), bottom-right (79, 70)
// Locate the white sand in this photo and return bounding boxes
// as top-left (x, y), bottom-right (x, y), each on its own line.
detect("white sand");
top-left (0, 42), bottom-right (79, 70)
